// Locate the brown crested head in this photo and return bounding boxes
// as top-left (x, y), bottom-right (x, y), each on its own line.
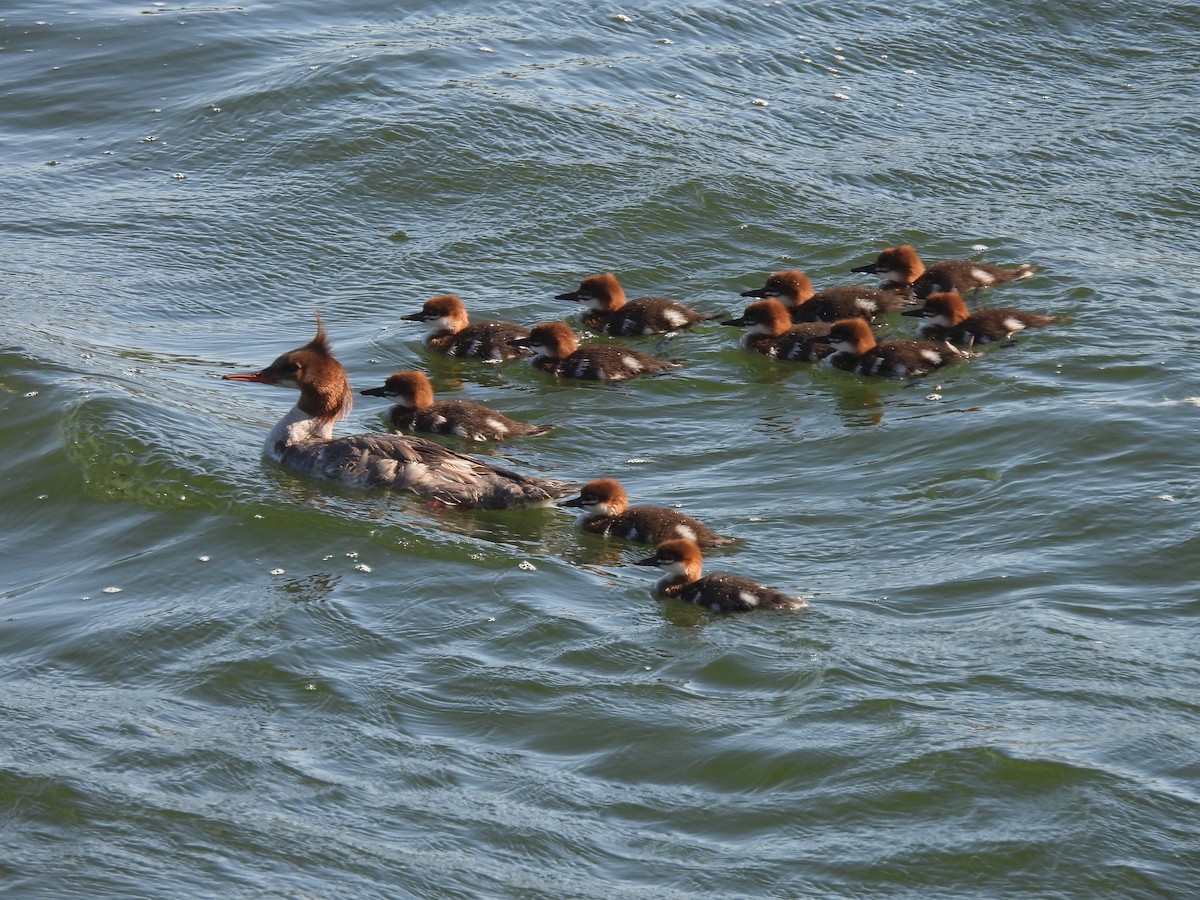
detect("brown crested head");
top-left (224, 314), bottom-right (352, 421)
top-left (827, 317), bottom-right (877, 354)
top-left (527, 321), bottom-right (579, 358)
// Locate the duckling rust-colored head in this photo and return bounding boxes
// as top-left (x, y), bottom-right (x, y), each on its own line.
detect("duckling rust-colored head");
top-left (827, 317), bottom-right (878, 355)
top-left (511, 321), bottom-right (580, 360)
top-left (722, 298), bottom-right (793, 336)
top-left (902, 290), bottom-right (970, 327)
top-left (555, 273), bottom-right (626, 312)
top-left (359, 370), bottom-right (436, 409)
top-left (741, 270), bottom-right (816, 305)
top-left (559, 478), bottom-right (630, 515)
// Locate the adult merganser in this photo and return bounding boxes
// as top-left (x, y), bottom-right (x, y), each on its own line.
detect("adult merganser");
top-left (400, 294), bottom-right (531, 361)
top-left (901, 291), bottom-right (1062, 350)
top-left (510, 322), bottom-right (682, 381)
top-left (740, 269), bottom-right (913, 323)
top-left (360, 370), bottom-right (552, 442)
top-left (560, 478), bottom-right (736, 547)
top-left (825, 317), bottom-right (966, 378)
top-left (634, 538), bottom-right (806, 613)
top-left (555, 273), bottom-right (714, 335)
top-left (223, 318), bottom-right (577, 509)
top-left (851, 245), bottom-right (1036, 299)
top-left (721, 298), bottom-right (834, 362)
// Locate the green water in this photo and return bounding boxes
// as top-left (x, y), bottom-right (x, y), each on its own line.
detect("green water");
top-left (2, 1), bottom-right (1198, 896)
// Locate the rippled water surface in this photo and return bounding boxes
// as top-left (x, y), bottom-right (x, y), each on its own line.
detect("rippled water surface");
top-left (3, 1), bottom-right (1199, 896)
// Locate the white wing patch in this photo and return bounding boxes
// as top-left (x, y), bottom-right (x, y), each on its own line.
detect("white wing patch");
top-left (855, 298), bottom-right (878, 313)
top-left (622, 356), bottom-right (644, 373)
top-left (970, 267), bottom-right (996, 285)
top-left (919, 349), bottom-right (943, 365)
top-left (1001, 317), bottom-right (1026, 334)
top-left (663, 309), bottom-right (688, 329)
top-left (739, 590), bottom-right (760, 608)
top-left (673, 524), bottom-right (698, 541)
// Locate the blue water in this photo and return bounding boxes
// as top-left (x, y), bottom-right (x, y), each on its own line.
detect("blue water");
top-left (3, 1), bottom-right (1199, 896)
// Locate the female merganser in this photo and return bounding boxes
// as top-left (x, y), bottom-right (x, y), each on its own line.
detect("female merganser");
top-left (510, 322), bottom-right (682, 381)
top-left (901, 291), bottom-right (1061, 350)
top-left (825, 317), bottom-right (965, 379)
top-left (560, 478), bottom-right (736, 547)
top-left (359, 370), bottom-right (552, 442)
top-left (634, 538), bottom-right (806, 613)
top-left (223, 319), bottom-right (577, 509)
top-left (740, 269), bottom-right (913, 323)
top-left (721, 298), bottom-right (834, 362)
top-left (555, 273), bottom-right (714, 335)
top-left (851, 245), bottom-right (1037, 299)
top-left (400, 294), bottom-right (531, 361)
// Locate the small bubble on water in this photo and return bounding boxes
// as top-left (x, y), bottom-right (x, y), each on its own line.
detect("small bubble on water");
top-left (614, 14), bottom-right (633, 23)
top-left (1158, 494), bottom-right (1175, 502)
top-left (171, 172), bottom-right (187, 180)
top-left (926, 392), bottom-right (942, 401)
top-left (971, 244), bottom-right (989, 252)
top-left (354, 564), bottom-right (372, 573)
top-left (103, 586), bottom-right (122, 594)
top-left (305, 683), bottom-right (317, 691)
top-left (518, 560), bottom-right (536, 571)
top-left (659, 38), bottom-right (673, 44)
top-left (626, 458), bottom-right (647, 465)
top-left (24, 391), bottom-right (38, 398)
top-left (198, 555), bottom-right (210, 562)
top-left (345, 551), bottom-right (359, 559)
top-left (751, 97), bottom-right (769, 107)
top-left (478, 45), bottom-right (494, 52)
top-left (270, 568), bottom-right (285, 575)
top-left (37, 495), bottom-right (48, 501)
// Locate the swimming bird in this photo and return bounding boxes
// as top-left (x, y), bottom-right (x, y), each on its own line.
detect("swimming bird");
top-left (825, 317), bottom-right (966, 378)
top-left (561, 478), bottom-right (736, 547)
top-left (359, 370), bottom-right (552, 442)
top-left (740, 269), bottom-right (913, 323)
top-left (555, 273), bottom-right (714, 335)
top-left (400, 294), bottom-right (531, 361)
top-left (634, 538), bottom-right (806, 612)
top-left (722, 298), bottom-right (834, 362)
top-left (510, 322), bottom-right (682, 381)
top-left (902, 291), bottom-right (1062, 350)
top-left (851, 245), bottom-right (1036, 299)
top-left (223, 317), bottom-right (577, 509)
